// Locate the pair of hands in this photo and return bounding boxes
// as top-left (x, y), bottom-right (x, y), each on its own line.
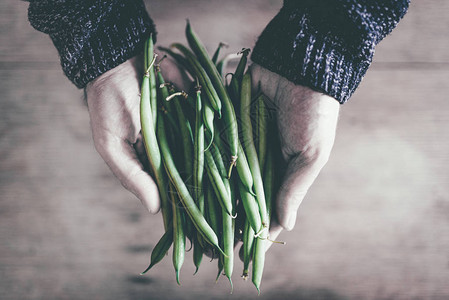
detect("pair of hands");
top-left (85, 53), bottom-right (340, 249)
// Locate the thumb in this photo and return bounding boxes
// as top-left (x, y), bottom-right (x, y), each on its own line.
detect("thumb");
top-left (93, 132), bottom-right (161, 214)
top-left (276, 152), bottom-right (328, 231)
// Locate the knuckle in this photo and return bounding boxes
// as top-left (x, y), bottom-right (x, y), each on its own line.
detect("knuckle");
top-left (301, 143), bottom-right (332, 168)
top-left (93, 134), bottom-right (115, 159)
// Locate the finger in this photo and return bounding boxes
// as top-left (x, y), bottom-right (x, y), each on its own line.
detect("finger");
top-left (94, 133), bottom-right (161, 214)
top-left (276, 153), bottom-right (328, 231)
top-left (133, 132), bottom-right (150, 172)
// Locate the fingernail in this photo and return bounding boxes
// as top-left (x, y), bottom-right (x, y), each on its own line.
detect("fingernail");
top-left (286, 212), bottom-right (297, 231)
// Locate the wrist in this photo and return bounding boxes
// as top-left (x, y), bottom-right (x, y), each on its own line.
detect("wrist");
top-left (86, 55), bottom-right (143, 93)
top-left (251, 3), bottom-right (370, 104)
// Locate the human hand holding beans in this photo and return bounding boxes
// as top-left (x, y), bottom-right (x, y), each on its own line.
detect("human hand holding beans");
top-left (85, 55), bottom-right (340, 253)
top-left (85, 54), bottom-right (191, 214)
top-left (250, 63), bottom-right (340, 248)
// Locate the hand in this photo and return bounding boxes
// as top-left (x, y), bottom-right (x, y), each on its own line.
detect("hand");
top-left (250, 63), bottom-right (340, 246)
top-left (85, 54), bottom-right (189, 213)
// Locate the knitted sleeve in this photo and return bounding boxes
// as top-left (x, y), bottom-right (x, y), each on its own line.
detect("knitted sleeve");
top-left (251, 0), bottom-right (410, 103)
top-left (28, 0), bottom-right (156, 88)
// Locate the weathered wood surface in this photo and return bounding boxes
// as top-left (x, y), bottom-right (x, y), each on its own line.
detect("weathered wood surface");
top-left (1, 1), bottom-right (448, 299)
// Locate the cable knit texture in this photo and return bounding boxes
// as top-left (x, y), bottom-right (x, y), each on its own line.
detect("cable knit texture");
top-left (251, 0), bottom-right (410, 103)
top-left (28, 1), bottom-right (409, 101)
top-left (28, 0), bottom-right (156, 88)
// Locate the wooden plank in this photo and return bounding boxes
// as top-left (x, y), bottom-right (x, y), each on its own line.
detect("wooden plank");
top-left (375, 0), bottom-right (449, 63)
top-left (1, 0), bottom-right (449, 299)
top-left (0, 67), bottom-right (448, 299)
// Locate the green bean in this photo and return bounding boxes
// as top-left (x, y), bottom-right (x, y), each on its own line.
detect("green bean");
top-left (170, 43), bottom-right (222, 116)
top-left (237, 177), bottom-right (262, 233)
top-left (252, 234), bottom-right (267, 294)
top-left (229, 48), bottom-right (250, 104)
top-left (228, 74), bottom-right (240, 108)
top-left (205, 127), bottom-right (228, 180)
top-left (171, 184), bottom-right (185, 285)
top-left (210, 125), bottom-right (229, 175)
top-left (212, 42), bottom-right (227, 65)
top-left (209, 77), bottom-right (254, 198)
top-left (193, 86), bottom-right (204, 197)
top-left (155, 66), bottom-right (176, 125)
top-left (205, 175), bottom-right (225, 282)
top-left (155, 66), bottom-right (180, 157)
top-left (242, 219), bottom-right (254, 280)
top-left (236, 142), bottom-right (256, 196)
top-left (216, 60), bottom-right (226, 80)
top-left (222, 210), bottom-right (234, 290)
top-left (223, 173), bottom-right (236, 291)
top-left (192, 235), bottom-right (203, 275)
top-left (156, 113), bottom-right (225, 256)
top-left (145, 35), bottom-right (157, 128)
top-left (192, 85), bottom-right (205, 274)
top-left (193, 175), bottom-right (206, 250)
top-left (185, 21), bottom-right (239, 177)
top-left (144, 38), bottom-right (149, 74)
top-left (203, 98), bottom-right (215, 151)
top-left (184, 218), bottom-right (195, 249)
top-left (167, 85), bottom-right (194, 144)
top-left (216, 53), bottom-right (239, 80)
top-left (210, 140), bottom-right (227, 179)
top-left (216, 254), bottom-right (224, 283)
top-left (172, 95), bottom-right (194, 179)
top-left (251, 96), bottom-right (273, 291)
top-left (255, 94), bottom-right (268, 175)
top-left (263, 144), bottom-right (275, 220)
top-left (205, 181), bottom-right (221, 237)
top-left (204, 149), bottom-right (234, 217)
top-left (140, 224), bottom-right (173, 275)
top-left (233, 189), bottom-right (246, 241)
top-left (140, 59), bottom-right (171, 231)
top-left (240, 73), bottom-right (269, 227)
top-left (183, 94), bottom-right (196, 133)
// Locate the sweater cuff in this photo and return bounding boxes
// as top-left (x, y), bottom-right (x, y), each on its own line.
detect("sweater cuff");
top-left (251, 5), bottom-right (372, 104)
top-left (30, 1), bottom-right (156, 88)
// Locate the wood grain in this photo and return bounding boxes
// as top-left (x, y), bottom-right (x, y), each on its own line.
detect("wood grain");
top-left (0, 1), bottom-right (448, 299)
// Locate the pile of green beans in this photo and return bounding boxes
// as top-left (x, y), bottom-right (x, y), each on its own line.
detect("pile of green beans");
top-left (139, 22), bottom-right (283, 294)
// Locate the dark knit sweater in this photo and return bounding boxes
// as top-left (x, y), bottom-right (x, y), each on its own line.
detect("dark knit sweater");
top-left (28, 0), bottom-right (409, 103)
